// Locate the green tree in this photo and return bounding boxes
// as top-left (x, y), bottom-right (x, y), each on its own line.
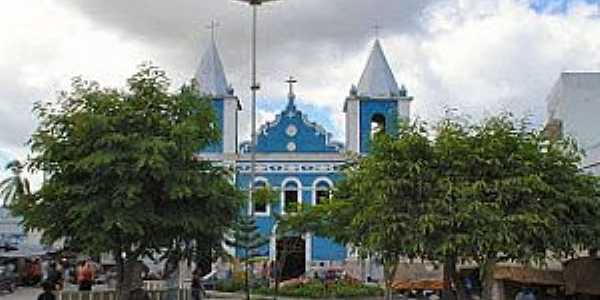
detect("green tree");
top-left (226, 214), bottom-right (269, 300)
top-left (285, 115), bottom-right (600, 300)
top-left (11, 64), bottom-right (242, 300)
top-left (422, 116), bottom-right (600, 299)
top-left (281, 123), bottom-right (435, 300)
top-left (225, 185), bottom-right (276, 300)
top-left (0, 160), bottom-right (31, 207)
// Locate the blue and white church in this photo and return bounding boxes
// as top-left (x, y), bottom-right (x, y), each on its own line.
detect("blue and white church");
top-left (196, 36), bottom-right (413, 278)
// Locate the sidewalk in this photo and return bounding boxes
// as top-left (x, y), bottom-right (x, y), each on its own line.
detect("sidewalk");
top-left (208, 291), bottom-right (385, 300)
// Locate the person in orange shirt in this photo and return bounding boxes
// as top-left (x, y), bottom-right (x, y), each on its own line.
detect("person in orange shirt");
top-left (77, 260), bottom-right (95, 291)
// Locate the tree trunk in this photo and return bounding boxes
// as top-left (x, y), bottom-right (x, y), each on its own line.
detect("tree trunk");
top-left (442, 258), bottom-right (458, 300)
top-left (116, 260), bottom-right (145, 300)
top-left (245, 257), bottom-right (250, 300)
top-left (273, 256), bottom-right (284, 300)
top-left (480, 259), bottom-right (497, 300)
top-left (165, 257), bottom-right (180, 300)
top-left (383, 259), bottom-right (398, 300)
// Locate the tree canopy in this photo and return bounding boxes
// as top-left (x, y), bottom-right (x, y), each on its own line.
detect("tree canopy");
top-left (0, 160), bottom-right (31, 207)
top-left (282, 115), bottom-right (600, 300)
top-left (11, 64), bottom-right (242, 298)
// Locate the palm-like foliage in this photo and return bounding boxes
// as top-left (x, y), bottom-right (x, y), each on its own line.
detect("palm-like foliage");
top-left (0, 160), bottom-right (31, 207)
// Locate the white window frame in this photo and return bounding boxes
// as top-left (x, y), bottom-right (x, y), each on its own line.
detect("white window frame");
top-left (312, 177), bottom-right (334, 206)
top-left (281, 177), bottom-right (303, 215)
top-left (252, 177), bottom-right (271, 217)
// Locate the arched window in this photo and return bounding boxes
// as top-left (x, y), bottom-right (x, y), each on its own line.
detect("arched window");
top-left (253, 180), bottom-right (268, 214)
top-left (283, 180), bottom-right (300, 214)
top-left (314, 181), bottom-right (332, 206)
top-left (371, 114), bottom-right (386, 138)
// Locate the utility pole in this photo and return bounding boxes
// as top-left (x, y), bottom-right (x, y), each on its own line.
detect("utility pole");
top-left (233, 0), bottom-right (280, 215)
top-left (232, 2), bottom-right (281, 300)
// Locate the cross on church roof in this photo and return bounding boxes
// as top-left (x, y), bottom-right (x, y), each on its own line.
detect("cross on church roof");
top-left (285, 76), bottom-right (298, 110)
top-left (206, 20), bottom-right (220, 41)
top-left (286, 76), bottom-right (297, 96)
top-left (372, 23), bottom-right (382, 39)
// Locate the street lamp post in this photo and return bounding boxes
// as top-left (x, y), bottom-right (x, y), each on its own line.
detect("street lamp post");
top-left (233, 3), bottom-right (280, 300)
top-left (233, 0), bottom-right (280, 214)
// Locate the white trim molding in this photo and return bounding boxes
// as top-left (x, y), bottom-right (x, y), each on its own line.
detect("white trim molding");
top-left (237, 162), bottom-right (344, 174)
top-left (223, 97), bottom-right (240, 155)
top-left (305, 232), bottom-right (312, 274)
top-left (270, 223), bottom-right (278, 262)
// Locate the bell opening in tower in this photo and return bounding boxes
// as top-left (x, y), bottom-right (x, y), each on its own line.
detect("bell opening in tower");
top-left (370, 113), bottom-right (386, 138)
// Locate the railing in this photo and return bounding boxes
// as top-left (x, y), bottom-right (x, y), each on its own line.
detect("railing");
top-left (58, 289), bottom-right (193, 300)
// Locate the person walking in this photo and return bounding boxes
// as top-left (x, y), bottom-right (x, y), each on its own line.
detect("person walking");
top-left (516, 288), bottom-right (536, 300)
top-left (129, 287), bottom-right (151, 300)
top-left (37, 281), bottom-right (56, 300)
top-left (77, 260), bottom-right (95, 291)
top-left (47, 263), bottom-right (61, 290)
top-left (191, 271), bottom-right (205, 300)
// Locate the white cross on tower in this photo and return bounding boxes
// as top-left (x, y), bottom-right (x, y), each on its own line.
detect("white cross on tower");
top-left (373, 23), bottom-right (382, 39)
top-left (206, 20), bottom-right (220, 41)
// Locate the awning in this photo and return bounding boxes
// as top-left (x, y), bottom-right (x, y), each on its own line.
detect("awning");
top-left (564, 257), bottom-right (600, 296)
top-left (0, 244), bottom-right (57, 258)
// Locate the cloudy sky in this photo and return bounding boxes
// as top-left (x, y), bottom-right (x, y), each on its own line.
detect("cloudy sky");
top-left (1, 0), bottom-right (600, 165)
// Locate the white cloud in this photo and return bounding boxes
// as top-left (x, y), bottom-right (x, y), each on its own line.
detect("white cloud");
top-left (386, 0), bottom-right (600, 124)
top-left (249, 0), bottom-right (600, 135)
top-left (0, 0), bottom-right (155, 186)
top-left (2, 0), bottom-right (600, 159)
top-left (0, 0), bottom-right (155, 153)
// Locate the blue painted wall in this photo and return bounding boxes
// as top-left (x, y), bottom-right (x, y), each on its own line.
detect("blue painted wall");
top-left (312, 236), bottom-right (346, 261)
top-left (236, 171), bottom-right (346, 261)
top-left (233, 101), bottom-right (348, 262)
top-left (202, 99), bottom-right (224, 153)
top-left (359, 100), bottom-right (398, 153)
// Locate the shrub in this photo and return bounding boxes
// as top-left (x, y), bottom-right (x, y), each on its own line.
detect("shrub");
top-left (215, 271), bottom-right (246, 292)
top-left (254, 279), bottom-right (383, 298)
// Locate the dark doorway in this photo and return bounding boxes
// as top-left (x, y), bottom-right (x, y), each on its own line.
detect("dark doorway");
top-left (276, 236), bottom-right (305, 281)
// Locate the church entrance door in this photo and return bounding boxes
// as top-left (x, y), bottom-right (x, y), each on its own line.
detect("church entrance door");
top-left (276, 236), bottom-right (306, 281)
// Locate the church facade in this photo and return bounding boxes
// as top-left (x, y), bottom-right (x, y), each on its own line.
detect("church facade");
top-left (196, 37), bottom-right (413, 275)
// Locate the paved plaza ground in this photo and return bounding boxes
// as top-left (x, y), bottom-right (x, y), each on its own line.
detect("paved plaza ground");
top-left (0, 288), bottom-right (387, 300)
top-left (0, 288), bottom-right (251, 300)
top-left (1, 287), bottom-right (41, 299)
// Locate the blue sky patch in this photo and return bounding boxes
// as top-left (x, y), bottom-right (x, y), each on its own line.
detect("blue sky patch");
top-left (530, 0), bottom-right (599, 14)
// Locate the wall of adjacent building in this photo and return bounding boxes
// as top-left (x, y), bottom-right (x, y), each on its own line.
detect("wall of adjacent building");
top-left (546, 72), bottom-right (600, 174)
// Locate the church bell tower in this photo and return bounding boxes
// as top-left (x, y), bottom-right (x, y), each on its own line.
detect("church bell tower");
top-left (195, 33), bottom-right (241, 159)
top-left (344, 39), bottom-right (413, 154)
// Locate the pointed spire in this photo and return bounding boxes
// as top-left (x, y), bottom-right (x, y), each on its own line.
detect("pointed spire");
top-left (357, 39), bottom-right (400, 98)
top-left (194, 34), bottom-right (229, 97)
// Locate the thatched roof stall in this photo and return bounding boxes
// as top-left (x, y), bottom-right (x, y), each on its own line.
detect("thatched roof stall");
top-left (564, 257), bottom-right (600, 296)
top-left (392, 262), bottom-right (445, 291)
top-left (493, 266), bottom-right (563, 286)
top-left (392, 279), bottom-right (445, 291)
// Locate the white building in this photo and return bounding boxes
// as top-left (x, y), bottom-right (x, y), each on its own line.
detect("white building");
top-left (546, 72), bottom-right (600, 175)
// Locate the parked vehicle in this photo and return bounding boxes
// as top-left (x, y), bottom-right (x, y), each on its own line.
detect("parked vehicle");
top-left (0, 265), bottom-right (17, 293)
